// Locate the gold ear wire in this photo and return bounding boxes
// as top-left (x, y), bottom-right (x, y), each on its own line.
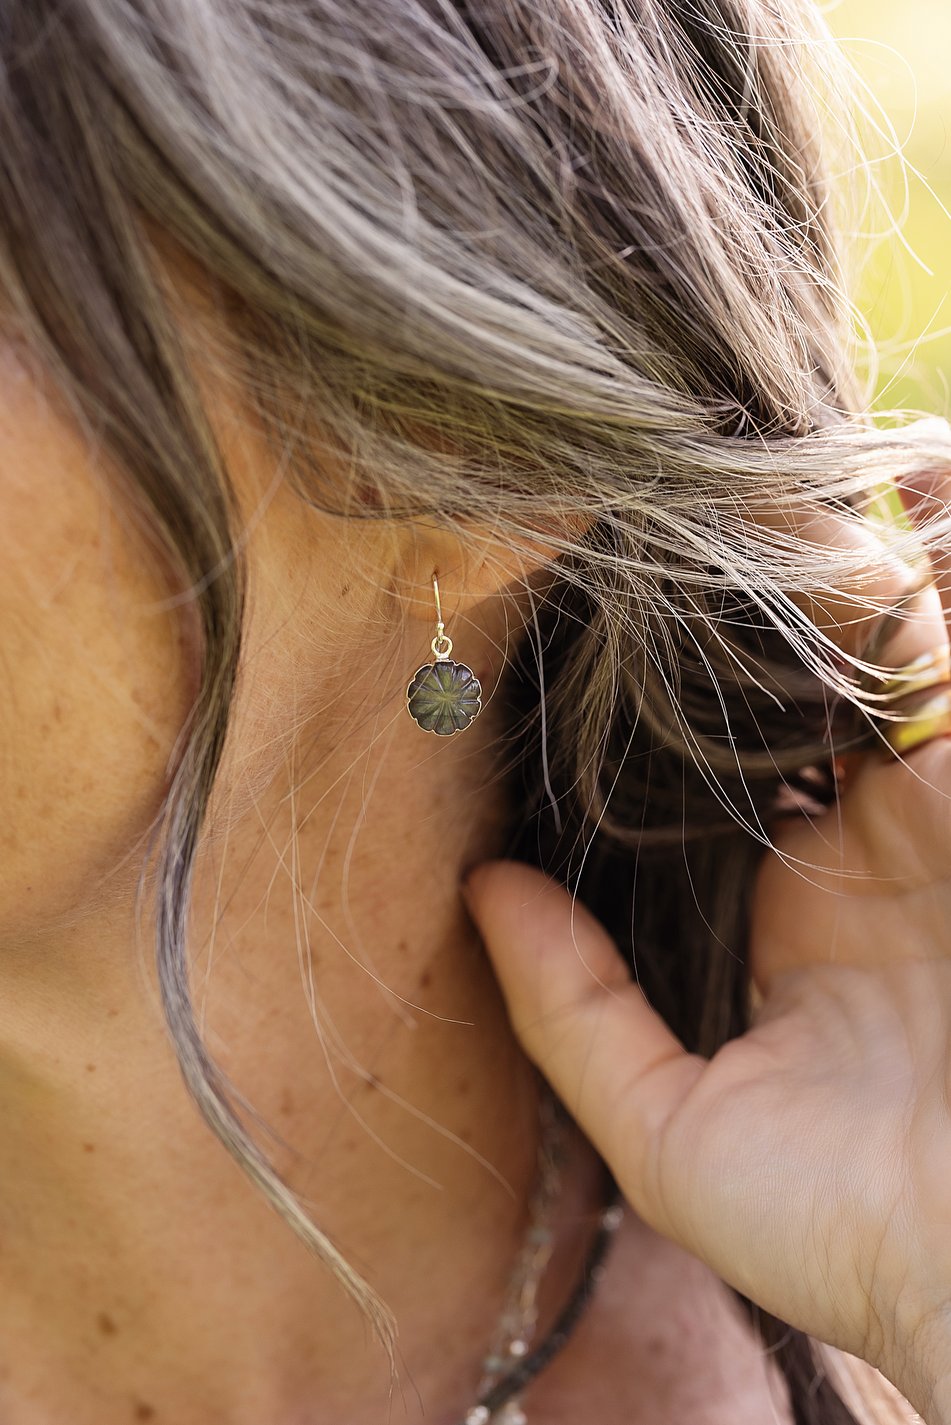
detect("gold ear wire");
top-left (430, 570), bottom-right (453, 661)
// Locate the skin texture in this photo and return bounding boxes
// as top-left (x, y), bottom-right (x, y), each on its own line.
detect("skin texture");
top-left (0, 318), bottom-right (805, 1425)
top-left (0, 343), bottom-right (198, 936)
top-left (5, 230), bottom-right (947, 1421)
top-left (463, 477), bottom-right (951, 1422)
top-left (0, 327), bottom-right (534, 1422)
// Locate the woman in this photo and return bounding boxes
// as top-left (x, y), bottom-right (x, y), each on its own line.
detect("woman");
top-left (1, 0), bottom-right (950, 1421)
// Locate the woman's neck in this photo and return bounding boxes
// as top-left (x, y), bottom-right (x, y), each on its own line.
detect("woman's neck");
top-left (0, 681), bottom-right (603, 1424)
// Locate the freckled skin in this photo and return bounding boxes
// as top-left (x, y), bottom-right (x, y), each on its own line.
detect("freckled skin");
top-left (0, 304), bottom-right (801, 1422)
top-left (0, 323), bottom-right (567, 1425)
top-left (0, 345), bottom-right (199, 940)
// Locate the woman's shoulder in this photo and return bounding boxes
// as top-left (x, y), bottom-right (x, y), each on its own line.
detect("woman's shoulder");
top-left (526, 1206), bottom-right (919, 1424)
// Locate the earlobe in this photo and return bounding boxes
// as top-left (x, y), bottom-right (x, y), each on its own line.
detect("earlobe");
top-left (396, 513), bottom-right (583, 627)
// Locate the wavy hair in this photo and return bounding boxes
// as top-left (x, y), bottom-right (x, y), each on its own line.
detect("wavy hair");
top-left (1, 0), bottom-right (949, 1418)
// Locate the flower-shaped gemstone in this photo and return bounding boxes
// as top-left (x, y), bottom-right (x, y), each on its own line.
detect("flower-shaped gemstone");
top-left (406, 659), bottom-right (483, 735)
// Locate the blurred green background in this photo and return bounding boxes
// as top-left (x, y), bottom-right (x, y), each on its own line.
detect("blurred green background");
top-left (828, 0), bottom-right (951, 414)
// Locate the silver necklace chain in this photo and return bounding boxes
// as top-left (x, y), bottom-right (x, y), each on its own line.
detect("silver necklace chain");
top-left (459, 1087), bottom-right (625, 1425)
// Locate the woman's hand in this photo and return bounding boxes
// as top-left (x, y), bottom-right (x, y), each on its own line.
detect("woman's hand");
top-left (461, 473), bottom-right (951, 1422)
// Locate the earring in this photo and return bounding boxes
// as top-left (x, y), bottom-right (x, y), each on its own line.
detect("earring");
top-left (406, 571), bottom-right (483, 735)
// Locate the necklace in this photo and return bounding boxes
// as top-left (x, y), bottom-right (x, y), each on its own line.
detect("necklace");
top-left (456, 1086), bottom-right (625, 1425)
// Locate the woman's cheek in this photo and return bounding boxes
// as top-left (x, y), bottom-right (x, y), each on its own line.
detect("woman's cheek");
top-left (0, 352), bottom-right (197, 941)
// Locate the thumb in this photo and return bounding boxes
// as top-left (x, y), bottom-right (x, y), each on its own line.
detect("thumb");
top-left (461, 858), bottom-right (706, 1239)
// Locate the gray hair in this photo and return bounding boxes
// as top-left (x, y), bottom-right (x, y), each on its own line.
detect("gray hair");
top-left (0, 0), bottom-right (946, 1415)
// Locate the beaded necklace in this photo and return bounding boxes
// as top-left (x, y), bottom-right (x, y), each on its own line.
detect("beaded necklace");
top-left (455, 1087), bottom-right (625, 1425)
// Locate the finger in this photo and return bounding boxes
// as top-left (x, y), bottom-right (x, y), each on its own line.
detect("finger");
top-left (745, 499), bottom-right (933, 665)
top-left (460, 858), bottom-right (705, 1238)
top-left (897, 467), bottom-right (951, 626)
top-left (750, 497), bottom-right (949, 754)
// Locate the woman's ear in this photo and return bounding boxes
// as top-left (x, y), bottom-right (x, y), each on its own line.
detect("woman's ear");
top-left (393, 511), bottom-right (592, 630)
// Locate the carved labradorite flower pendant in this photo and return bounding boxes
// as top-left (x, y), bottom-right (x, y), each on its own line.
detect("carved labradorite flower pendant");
top-left (407, 572), bottom-right (483, 735)
top-left (406, 658), bottom-right (483, 736)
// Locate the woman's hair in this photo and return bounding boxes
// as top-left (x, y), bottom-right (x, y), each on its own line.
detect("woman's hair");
top-left (1, 0), bottom-right (948, 1417)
